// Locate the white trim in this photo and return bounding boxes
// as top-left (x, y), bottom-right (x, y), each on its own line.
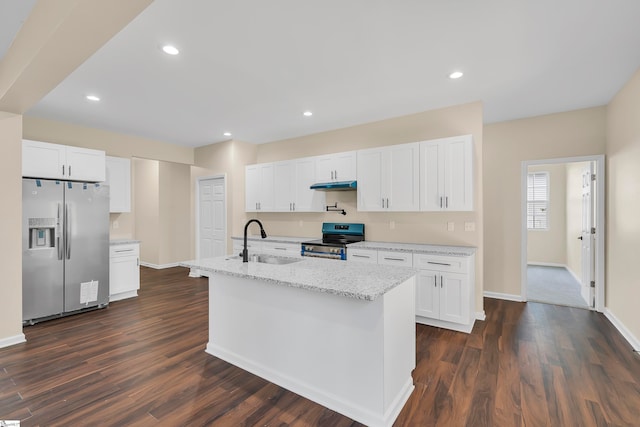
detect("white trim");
top-left (0, 333), bottom-right (26, 349)
top-left (521, 155), bottom-right (605, 312)
top-left (195, 173), bottom-right (229, 260)
top-left (603, 308), bottom-right (640, 352)
top-left (483, 291), bottom-right (524, 302)
top-left (527, 262), bottom-right (566, 268)
top-left (475, 311), bottom-right (486, 321)
top-left (416, 316), bottom-right (475, 333)
top-left (139, 261), bottom-right (181, 269)
top-left (109, 290), bottom-right (138, 302)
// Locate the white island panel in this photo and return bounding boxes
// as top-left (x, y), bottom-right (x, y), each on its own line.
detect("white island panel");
top-left (206, 271), bottom-right (415, 427)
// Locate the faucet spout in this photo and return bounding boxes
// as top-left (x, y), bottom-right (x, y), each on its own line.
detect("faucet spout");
top-left (243, 219), bottom-right (268, 262)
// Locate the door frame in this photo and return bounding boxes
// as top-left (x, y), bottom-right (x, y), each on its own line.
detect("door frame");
top-left (520, 155), bottom-right (605, 311)
top-left (192, 174), bottom-right (227, 277)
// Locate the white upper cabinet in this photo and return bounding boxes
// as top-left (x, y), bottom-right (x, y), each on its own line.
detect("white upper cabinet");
top-left (419, 135), bottom-right (473, 211)
top-left (357, 142), bottom-right (419, 211)
top-left (250, 158), bottom-right (325, 213)
top-left (105, 156), bottom-right (131, 213)
top-left (294, 157), bottom-right (325, 212)
top-left (22, 139), bottom-right (106, 182)
top-left (315, 151), bottom-right (356, 182)
top-left (245, 163), bottom-right (274, 212)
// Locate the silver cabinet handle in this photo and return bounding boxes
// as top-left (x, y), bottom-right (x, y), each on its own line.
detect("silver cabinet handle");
top-left (115, 249), bottom-right (135, 253)
top-left (440, 276), bottom-right (443, 288)
top-left (274, 247), bottom-right (287, 251)
top-left (137, 257), bottom-right (139, 266)
top-left (382, 198), bottom-right (385, 208)
top-left (434, 275), bottom-right (437, 287)
top-left (386, 198), bottom-right (389, 209)
top-left (427, 261), bottom-right (451, 266)
top-left (331, 171), bottom-right (334, 180)
top-left (334, 170), bottom-right (338, 180)
top-left (293, 202), bottom-right (295, 211)
top-left (352, 254), bottom-right (370, 258)
top-left (69, 165), bottom-right (71, 177)
top-left (383, 257), bottom-right (406, 262)
top-left (445, 196), bottom-right (448, 208)
top-left (62, 165), bottom-right (65, 176)
top-left (440, 196), bottom-right (443, 208)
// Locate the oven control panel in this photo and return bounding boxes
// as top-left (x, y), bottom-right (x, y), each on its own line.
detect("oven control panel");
top-left (300, 244), bottom-right (346, 260)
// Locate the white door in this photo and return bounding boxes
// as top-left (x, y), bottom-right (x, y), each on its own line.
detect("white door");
top-left (198, 177), bottom-right (226, 261)
top-left (580, 164), bottom-right (596, 308)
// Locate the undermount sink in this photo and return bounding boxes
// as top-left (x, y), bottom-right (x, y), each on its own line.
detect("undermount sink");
top-left (226, 254), bottom-right (303, 265)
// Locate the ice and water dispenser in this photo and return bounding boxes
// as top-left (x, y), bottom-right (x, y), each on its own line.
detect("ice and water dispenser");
top-left (28, 217), bottom-right (57, 249)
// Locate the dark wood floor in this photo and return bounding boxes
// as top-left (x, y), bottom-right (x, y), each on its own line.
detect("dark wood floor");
top-left (1, 267), bottom-right (639, 426)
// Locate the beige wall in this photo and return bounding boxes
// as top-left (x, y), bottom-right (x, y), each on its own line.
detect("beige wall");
top-left (0, 113), bottom-right (24, 341)
top-left (606, 67), bottom-right (640, 343)
top-left (251, 102), bottom-right (485, 313)
top-left (484, 107), bottom-right (606, 296)
top-left (565, 162), bottom-right (589, 280)
top-left (133, 158), bottom-right (160, 264)
top-left (527, 164), bottom-right (567, 265)
top-left (158, 161), bottom-right (191, 265)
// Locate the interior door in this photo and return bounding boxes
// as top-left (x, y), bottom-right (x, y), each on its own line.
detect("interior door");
top-left (199, 178), bottom-right (226, 259)
top-left (580, 163), bottom-right (596, 308)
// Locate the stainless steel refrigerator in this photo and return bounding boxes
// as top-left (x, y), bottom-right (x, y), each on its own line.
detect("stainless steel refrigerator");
top-left (22, 178), bottom-right (110, 324)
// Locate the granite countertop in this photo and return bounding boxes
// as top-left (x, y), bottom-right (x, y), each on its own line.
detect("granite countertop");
top-left (110, 239), bottom-right (141, 246)
top-left (181, 255), bottom-right (416, 301)
top-left (231, 235), bottom-right (315, 244)
top-left (349, 241), bottom-right (476, 257)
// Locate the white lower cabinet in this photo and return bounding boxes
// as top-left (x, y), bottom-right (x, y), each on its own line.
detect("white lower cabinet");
top-left (347, 248), bottom-right (378, 264)
top-left (414, 253), bottom-right (475, 333)
top-left (109, 243), bottom-right (140, 302)
top-left (261, 241), bottom-right (302, 258)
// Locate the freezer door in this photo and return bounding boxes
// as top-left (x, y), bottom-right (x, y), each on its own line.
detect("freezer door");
top-left (63, 182), bottom-right (110, 312)
top-left (22, 179), bottom-right (64, 321)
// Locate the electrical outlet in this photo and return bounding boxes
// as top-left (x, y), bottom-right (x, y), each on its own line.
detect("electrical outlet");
top-left (390, 221), bottom-right (395, 230)
top-left (465, 222), bottom-right (475, 231)
top-left (447, 222), bottom-right (454, 231)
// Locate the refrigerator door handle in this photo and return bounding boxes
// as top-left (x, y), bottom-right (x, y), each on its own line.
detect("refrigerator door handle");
top-left (57, 203), bottom-right (63, 260)
top-left (65, 203), bottom-right (71, 260)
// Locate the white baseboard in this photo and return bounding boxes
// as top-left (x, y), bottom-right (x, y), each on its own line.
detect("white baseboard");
top-left (527, 262), bottom-right (566, 268)
top-left (139, 261), bottom-right (181, 270)
top-left (603, 308), bottom-right (640, 352)
top-left (483, 291), bottom-right (524, 302)
top-left (476, 311), bottom-right (486, 321)
top-left (0, 333), bottom-right (26, 349)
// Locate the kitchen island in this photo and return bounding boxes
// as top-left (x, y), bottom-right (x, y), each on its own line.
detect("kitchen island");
top-left (181, 255), bottom-right (417, 427)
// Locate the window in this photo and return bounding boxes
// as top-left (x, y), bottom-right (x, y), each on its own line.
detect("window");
top-left (527, 172), bottom-right (549, 230)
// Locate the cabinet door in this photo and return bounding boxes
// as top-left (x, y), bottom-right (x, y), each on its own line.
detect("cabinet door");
top-left (419, 140), bottom-right (444, 211)
top-left (22, 140), bottom-right (66, 179)
top-left (273, 161), bottom-right (294, 211)
top-left (109, 249), bottom-right (139, 297)
top-left (105, 156), bottom-right (131, 212)
top-left (356, 149), bottom-right (384, 211)
top-left (439, 272), bottom-right (470, 324)
top-left (245, 165), bottom-right (260, 212)
top-left (333, 151), bottom-right (357, 181)
top-left (294, 157), bottom-right (325, 212)
top-left (66, 146), bottom-right (106, 182)
top-left (388, 143), bottom-right (419, 211)
top-left (258, 163), bottom-right (275, 211)
top-left (416, 270), bottom-right (440, 318)
top-left (443, 136), bottom-right (473, 211)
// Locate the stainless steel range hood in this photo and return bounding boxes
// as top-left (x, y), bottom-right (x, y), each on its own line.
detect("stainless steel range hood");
top-left (309, 180), bottom-right (357, 191)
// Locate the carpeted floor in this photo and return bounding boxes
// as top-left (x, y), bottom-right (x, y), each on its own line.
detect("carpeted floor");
top-left (527, 265), bottom-right (589, 308)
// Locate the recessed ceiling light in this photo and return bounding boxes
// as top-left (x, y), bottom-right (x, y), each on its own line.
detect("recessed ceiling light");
top-left (162, 45), bottom-right (179, 55)
top-left (303, 111), bottom-right (313, 117)
top-left (86, 95), bottom-right (100, 102)
top-left (223, 132), bottom-right (232, 137)
top-left (449, 71), bottom-right (464, 79)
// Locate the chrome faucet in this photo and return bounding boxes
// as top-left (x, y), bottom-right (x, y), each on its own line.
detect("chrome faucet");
top-left (243, 219), bottom-right (267, 262)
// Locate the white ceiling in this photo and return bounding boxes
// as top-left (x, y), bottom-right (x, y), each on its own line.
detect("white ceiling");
top-left (14, 0), bottom-right (640, 147)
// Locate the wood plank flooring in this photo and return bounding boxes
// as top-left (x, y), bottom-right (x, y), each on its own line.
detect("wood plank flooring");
top-left (1, 267), bottom-right (639, 426)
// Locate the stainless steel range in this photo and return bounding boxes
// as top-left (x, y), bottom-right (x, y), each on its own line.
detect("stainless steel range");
top-left (301, 223), bottom-right (365, 260)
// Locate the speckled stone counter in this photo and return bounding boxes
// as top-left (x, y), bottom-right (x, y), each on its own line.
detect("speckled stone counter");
top-left (349, 241), bottom-right (476, 257)
top-left (231, 235), bottom-right (314, 244)
top-left (110, 239), bottom-right (141, 246)
top-left (181, 255), bottom-right (416, 301)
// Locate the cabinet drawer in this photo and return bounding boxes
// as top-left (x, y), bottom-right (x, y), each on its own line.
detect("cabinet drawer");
top-left (347, 248), bottom-right (378, 263)
top-left (377, 250), bottom-right (413, 267)
top-left (110, 244), bottom-right (139, 258)
top-left (262, 242), bottom-right (301, 257)
top-left (413, 254), bottom-right (468, 273)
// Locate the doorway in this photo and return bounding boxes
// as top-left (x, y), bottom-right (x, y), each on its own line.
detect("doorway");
top-left (192, 176), bottom-right (226, 277)
top-left (521, 155), bottom-right (605, 311)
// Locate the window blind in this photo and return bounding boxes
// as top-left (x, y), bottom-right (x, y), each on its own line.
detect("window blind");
top-left (527, 172), bottom-right (549, 229)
